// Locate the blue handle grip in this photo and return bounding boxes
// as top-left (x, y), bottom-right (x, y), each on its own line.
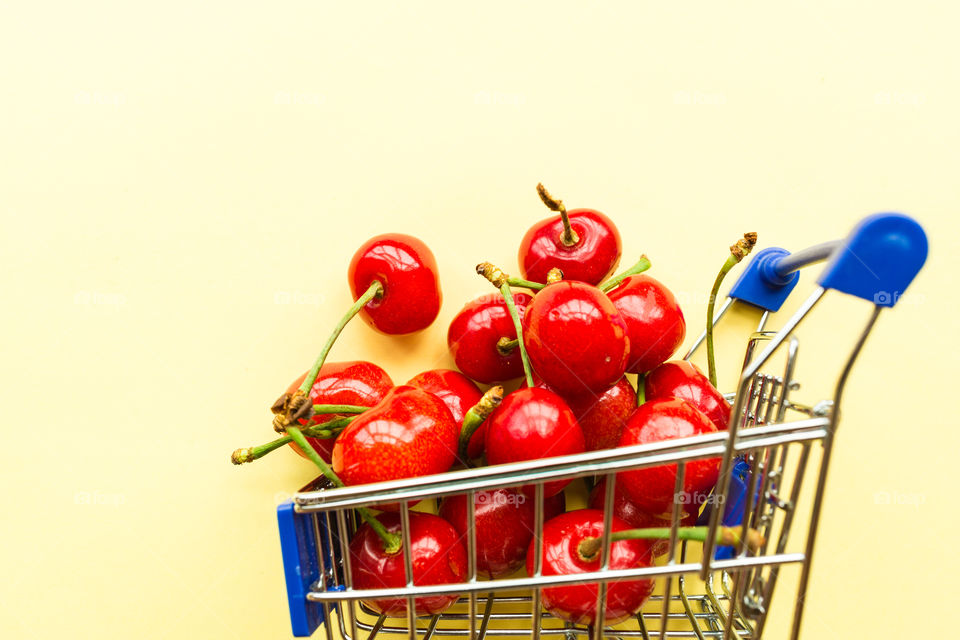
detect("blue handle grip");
top-left (817, 213), bottom-right (928, 306)
top-left (277, 500), bottom-right (331, 637)
top-left (728, 248), bottom-right (800, 312)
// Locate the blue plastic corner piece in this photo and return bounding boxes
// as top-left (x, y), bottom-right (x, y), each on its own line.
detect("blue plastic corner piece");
top-left (277, 500), bottom-right (326, 637)
top-left (728, 248), bottom-right (800, 312)
top-left (698, 458), bottom-right (754, 560)
top-left (817, 213), bottom-right (928, 307)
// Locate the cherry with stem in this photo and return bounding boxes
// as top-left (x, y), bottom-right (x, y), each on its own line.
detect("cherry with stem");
top-left (476, 262), bottom-right (535, 387)
top-left (706, 233), bottom-right (757, 388)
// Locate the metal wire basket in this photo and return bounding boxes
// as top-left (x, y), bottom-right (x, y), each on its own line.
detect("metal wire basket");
top-left (276, 213), bottom-right (927, 639)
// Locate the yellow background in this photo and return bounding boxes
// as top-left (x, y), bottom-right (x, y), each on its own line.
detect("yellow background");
top-left (2, 2), bottom-right (957, 638)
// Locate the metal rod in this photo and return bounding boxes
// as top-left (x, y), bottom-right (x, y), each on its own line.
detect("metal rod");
top-left (789, 306), bottom-right (882, 639)
top-left (399, 501), bottom-right (417, 640)
top-left (772, 240), bottom-right (841, 277)
top-left (701, 287), bottom-right (825, 577)
top-left (467, 490), bottom-right (477, 640)
top-left (532, 483), bottom-right (545, 640)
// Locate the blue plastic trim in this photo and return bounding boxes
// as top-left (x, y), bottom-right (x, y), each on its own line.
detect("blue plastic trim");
top-left (698, 458), bottom-right (755, 560)
top-left (817, 213), bottom-right (928, 306)
top-left (277, 500), bottom-right (326, 637)
top-left (728, 248), bottom-right (800, 312)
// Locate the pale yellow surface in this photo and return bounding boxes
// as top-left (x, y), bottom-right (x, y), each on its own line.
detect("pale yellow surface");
top-left (2, 2), bottom-right (958, 638)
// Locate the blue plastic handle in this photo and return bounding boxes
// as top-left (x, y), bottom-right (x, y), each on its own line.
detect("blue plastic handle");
top-left (728, 248), bottom-right (800, 312)
top-left (817, 213), bottom-right (928, 306)
top-left (277, 500), bottom-right (332, 637)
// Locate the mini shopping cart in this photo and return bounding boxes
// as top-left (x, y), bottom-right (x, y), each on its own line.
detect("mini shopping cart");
top-left (276, 213), bottom-right (927, 639)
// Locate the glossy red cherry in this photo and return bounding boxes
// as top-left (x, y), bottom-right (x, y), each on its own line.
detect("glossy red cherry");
top-left (484, 387), bottom-right (585, 498)
top-left (447, 292), bottom-right (532, 384)
top-left (588, 478), bottom-right (698, 557)
top-left (617, 398), bottom-right (721, 518)
top-left (527, 509), bottom-right (654, 626)
top-left (519, 210), bottom-right (621, 286)
top-left (439, 487), bottom-right (536, 578)
top-left (350, 511), bottom-right (466, 616)
top-left (523, 375), bottom-right (635, 452)
top-left (332, 385), bottom-right (459, 488)
top-left (285, 361), bottom-right (393, 462)
top-left (348, 233), bottom-right (442, 335)
top-left (645, 361), bottom-right (731, 431)
top-left (407, 368), bottom-right (484, 459)
top-left (438, 488), bottom-right (567, 579)
top-left (523, 281), bottom-right (629, 396)
top-left (607, 275), bottom-right (686, 374)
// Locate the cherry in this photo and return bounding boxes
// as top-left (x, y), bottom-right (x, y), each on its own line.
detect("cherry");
top-left (350, 511), bottom-right (467, 616)
top-left (617, 398), bottom-right (721, 518)
top-left (284, 361), bottom-right (393, 462)
top-left (522, 375), bottom-right (636, 452)
top-left (607, 275), bottom-right (686, 374)
top-left (484, 387), bottom-right (585, 498)
top-left (332, 385), bottom-right (459, 490)
top-left (518, 183), bottom-right (622, 286)
top-left (348, 233), bottom-right (442, 335)
top-left (645, 361), bottom-right (731, 431)
top-left (527, 509), bottom-right (654, 626)
top-left (438, 488), bottom-right (566, 579)
top-left (588, 478), bottom-right (698, 558)
top-left (447, 292), bottom-right (533, 384)
top-left (406, 369), bottom-right (485, 459)
top-left (522, 281), bottom-right (629, 396)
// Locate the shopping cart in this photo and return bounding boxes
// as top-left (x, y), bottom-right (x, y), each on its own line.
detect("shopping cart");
top-left (276, 213), bottom-right (927, 639)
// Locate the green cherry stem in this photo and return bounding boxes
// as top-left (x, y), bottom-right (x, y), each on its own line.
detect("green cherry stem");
top-left (312, 404), bottom-right (368, 414)
top-left (507, 276), bottom-right (545, 291)
top-left (298, 280), bottom-right (383, 396)
top-left (537, 182), bottom-right (579, 247)
top-left (636, 373), bottom-right (646, 406)
top-left (231, 416), bottom-right (356, 464)
top-left (476, 262), bottom-right (535, 387)
top-left (457, 386), bottom-right (504, 464)
top-left (706, 233), bottom-right (757, 388)
top-left (600, 255), bottom-right (651, 292)
top-left (287, 425), bottom-right (401, 554)
top-left (578, 525), bottom-right (765, 559)
top-left (501, 283), bottom-right (534, 387)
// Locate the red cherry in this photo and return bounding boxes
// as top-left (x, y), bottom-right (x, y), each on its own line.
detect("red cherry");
top-left (519, 209), bottom-right (622, 286)
top-left (522, 375), bottom-right (635, 452)
top-left (407, 369), bottom-right (484, 459)
top-left (484, 387), bottom-right (585, 498)
top-left (348, 233), bottom-right (442, 335)
top-left (527, 509), bottom-right (654, 626)
top-left (617, 398), bottom-right (721, 518)
top-left (645, 360), bottom-right (731, 431)
top-left (447, 292), bottom-right (532, 384)
top-left (332, 385), bottom-right (459, 488)
top-left (588, 478), bottom-right (698, 557)
top-left (438, 488), bottom-right (537, 578)
top-left (523, 281), bottom-right (629, 396)
top-left (350, 511), bottom-right (466, 616)
top-left (607, 275), bottom-right (686, 374)
top-left (285, 361), bottom-right (393, 462)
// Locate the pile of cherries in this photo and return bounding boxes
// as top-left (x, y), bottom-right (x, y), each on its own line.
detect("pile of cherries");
top-left (233, 185), bottom-right (759, 627)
